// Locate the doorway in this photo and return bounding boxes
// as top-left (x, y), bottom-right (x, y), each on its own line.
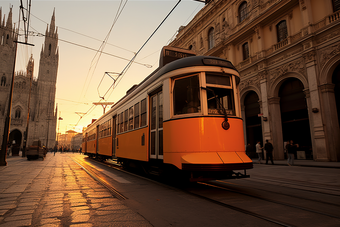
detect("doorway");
top-left (9, 129), bottom-right (22, 156)
top-left (332, 64), bottom-right (340, 128)
top-left (279, 78), bottom-right (312, 158)
top-left (244, 91), bottom-right (262, 158)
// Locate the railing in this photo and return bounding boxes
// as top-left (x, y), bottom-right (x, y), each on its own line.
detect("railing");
top-left (329, 10), bottom-right (340, 23)
top-left (235, 11), bottom-right (340, 70)
top-left (274, 38), bottom-right (289, 50)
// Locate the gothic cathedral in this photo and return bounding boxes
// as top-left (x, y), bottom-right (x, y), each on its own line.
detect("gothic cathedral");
top-left (0, 7), bottom-right (59, 151)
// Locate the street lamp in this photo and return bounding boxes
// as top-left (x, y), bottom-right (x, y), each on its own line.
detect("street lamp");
top-left (56, 115), bottom-right (63, 150)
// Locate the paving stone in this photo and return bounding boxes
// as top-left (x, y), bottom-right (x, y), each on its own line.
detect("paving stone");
top-left (0, 218), bottom-right (32, 227)
top-left (4, 214), bottom-right (32, 222)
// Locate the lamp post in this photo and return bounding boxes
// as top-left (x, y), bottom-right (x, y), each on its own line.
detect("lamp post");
top-left (57, 115), bottom-right (63, 150)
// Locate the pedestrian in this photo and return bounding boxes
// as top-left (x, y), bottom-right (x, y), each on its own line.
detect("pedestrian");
top-left (286, 140), bottom-right (299, 166)
top-left (264, 139), bottom-right (274, 165)
top-left (245, 143), bottom-right (252, 157)
top-left (255, 141), bottom-right (263, 164)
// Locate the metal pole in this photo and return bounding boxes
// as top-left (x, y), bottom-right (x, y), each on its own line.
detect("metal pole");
top-left (0, 37), bottom-right (18, 166)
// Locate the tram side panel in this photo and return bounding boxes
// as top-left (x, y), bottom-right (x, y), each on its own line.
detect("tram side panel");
top-left (86, 140), bottom-right (96, 155)
top-left (116, 127), bottom-right (149, 162)
top-left (98, 136), bottom-right (112, 157)
top-left (163, 117), bottom-right (250, 170)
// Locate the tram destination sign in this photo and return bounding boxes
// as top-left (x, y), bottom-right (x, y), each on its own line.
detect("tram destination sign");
top-left (202, 58), bottom-right (234, 68)
top-left (159, 46), bottom-right (196, 67)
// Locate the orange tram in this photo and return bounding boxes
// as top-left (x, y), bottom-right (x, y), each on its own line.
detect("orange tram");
top-left (82, 47), bottom-right (253, 182)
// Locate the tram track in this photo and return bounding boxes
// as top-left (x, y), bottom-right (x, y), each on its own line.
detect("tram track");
top-left (216, 179), bottom-right (340, 208)
top-left (249, 176), bottom-right (340, 196)
top-left (69, 156), bottom-right (127, 200)
top-left (185, 182), bottom-right (340, 226)
top-left (196, 181), bottom-right (340, 220)
top-left (70, 155), bottom-right (340, 226)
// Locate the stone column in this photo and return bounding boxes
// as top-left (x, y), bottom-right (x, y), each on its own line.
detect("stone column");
top-left (241, 104), bottom-right (247, 148)
top-left (320, 84), bottom-right (340, 161)
top-left (304, 52), bottom-right (328, 161)
top-left (268, 97), bottom-right (284, 159)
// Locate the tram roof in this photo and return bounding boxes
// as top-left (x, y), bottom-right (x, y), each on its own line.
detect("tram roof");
top-left (108, 56), bottom-right (239, 112)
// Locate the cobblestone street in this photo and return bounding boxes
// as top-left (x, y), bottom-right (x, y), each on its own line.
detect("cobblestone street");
top-left (0, 153), bottom-right (151, 227)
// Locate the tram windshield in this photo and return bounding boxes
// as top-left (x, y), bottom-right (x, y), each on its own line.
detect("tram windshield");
top-left (173, 75), bottom-right (201, 115)
top-left (172, 73), bottom-right (235, 116)
top-left (205, 73), bottom-right (235, 116)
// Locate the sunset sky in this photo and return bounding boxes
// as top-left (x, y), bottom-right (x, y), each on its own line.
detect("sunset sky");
top-left (2, 0), bottom-right (204, 134)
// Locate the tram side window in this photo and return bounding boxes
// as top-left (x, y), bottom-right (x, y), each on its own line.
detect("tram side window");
top-left (120, 112), bottom-right (124, 133)
top-left (117, 113), bottom-right (121, 134)
top-left (134, 102), bottom-right (140, 129)
top-left (173, 75), bottom-right (201, 115)
top-left (124, 110), bottom-right (128, 131)
top-left (141, 99), bottom-right (147, 127)
top-left (88, 129), bottom-right (96, 141)
top-left (129, 107), bottom-right (134, 130)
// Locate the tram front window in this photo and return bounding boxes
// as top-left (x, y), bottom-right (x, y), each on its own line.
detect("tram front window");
top-left (205, 73), bottom-right (235, 116)
top-left (173, 75), bottom-right (201, 115)
top-left (206, 87), bottom-right (234, 115)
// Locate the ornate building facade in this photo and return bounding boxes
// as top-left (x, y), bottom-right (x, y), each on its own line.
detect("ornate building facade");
top-left (169, 0), bottom-right (340, 161)
top-left (0, 8), bottom-right (59, 150)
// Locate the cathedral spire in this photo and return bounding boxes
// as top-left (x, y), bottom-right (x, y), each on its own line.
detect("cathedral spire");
top-left (6, 7), bottom-right (12, 29)
top-left (50, 8), bottom-right (56, 35)
top-left (0, 7), bottom-right (2, 27)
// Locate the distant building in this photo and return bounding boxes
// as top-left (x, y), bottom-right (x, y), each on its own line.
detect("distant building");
top-left (0, 8), bottom-right (59, 149)
top-left (71, 133), bottom-right (83, 151)
top-left (58, 130), bottom-right (78, 149)
top-left (169, 0), bottom-right (340, 161)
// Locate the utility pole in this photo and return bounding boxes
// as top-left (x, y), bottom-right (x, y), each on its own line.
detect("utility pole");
top-left (0, 2), bottom-right (34, 165)
top-left (0, 37), bottom-right (18, 166)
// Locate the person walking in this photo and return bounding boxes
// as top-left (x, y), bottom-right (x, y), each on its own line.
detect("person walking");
top-left (286, 140), bottom-right (299, 166)
top-left (255, 141), bottom-right (263, 164)
top-left (264, 140), bottom-right (274, 165)
top-left (245, 143), bottom-right (252, 157)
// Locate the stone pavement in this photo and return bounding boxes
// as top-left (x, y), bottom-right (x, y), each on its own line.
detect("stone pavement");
top-left (0, 153), bottom-right (151, 227)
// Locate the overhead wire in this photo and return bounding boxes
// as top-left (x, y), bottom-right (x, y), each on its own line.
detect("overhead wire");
top-left (29, 12), bottom-right (136, 55)
top-left (76, 0), bottom-right (129, 126)
top-left (84, 0), bottom-right (128, 101)
top-left (104, 0), bottom-right (182, 101)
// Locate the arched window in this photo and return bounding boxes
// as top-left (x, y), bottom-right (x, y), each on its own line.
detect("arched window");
top-left (208, 27), bottom-right (214, 50)
top-left (276, 20), bottom-right (288, 42)
top-left (242, 42), bottom-right (249, 60)
top-left (1, 76), bottom-right (5, 86)
top-left (15, 109), bottom-right (21, 119)
top-left (239, 1), bottom-right (248, 23)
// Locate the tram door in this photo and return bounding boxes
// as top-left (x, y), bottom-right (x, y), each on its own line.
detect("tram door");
top-left (150, 91), bottom-right (163, 159)
top-left (112, 116), bottom-right (117, 158)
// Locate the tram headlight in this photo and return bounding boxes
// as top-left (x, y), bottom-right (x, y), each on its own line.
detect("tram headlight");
top-left (222, 120), bottom-right (230, 130)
